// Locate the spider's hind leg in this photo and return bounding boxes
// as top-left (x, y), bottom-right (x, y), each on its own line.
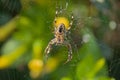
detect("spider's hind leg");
top-left (45, 38), bottom-right (56, 59)
top-left (64, 41), bottom-right (72, 64)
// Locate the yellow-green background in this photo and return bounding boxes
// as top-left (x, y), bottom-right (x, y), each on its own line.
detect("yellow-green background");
top-left (0, 0), bottom-right (120, 80)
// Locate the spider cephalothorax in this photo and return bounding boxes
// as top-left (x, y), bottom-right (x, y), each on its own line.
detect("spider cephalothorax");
top-left (45, 8), bottom-right (74, 63)
top-left (54, 23), bottom-right (66, 44)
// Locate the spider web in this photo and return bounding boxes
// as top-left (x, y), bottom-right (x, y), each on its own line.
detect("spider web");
top-left (0, 0), bottom-right (29, 80)
top-left (108, 47), bottom-right (120, 79)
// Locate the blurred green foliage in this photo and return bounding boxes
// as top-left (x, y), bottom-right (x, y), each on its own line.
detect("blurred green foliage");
top-left (0, 0), bottom-right (120, 80)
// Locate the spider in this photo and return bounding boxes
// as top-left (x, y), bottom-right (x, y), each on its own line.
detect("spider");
top-left (45, 8), bottom-right (74, 63)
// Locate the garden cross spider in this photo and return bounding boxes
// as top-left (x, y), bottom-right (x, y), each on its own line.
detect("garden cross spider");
top-left (45, 8), bottom-right (74, 63)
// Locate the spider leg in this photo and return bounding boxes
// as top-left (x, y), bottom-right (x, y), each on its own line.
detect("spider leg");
top-left (64, 41), bottom-right (72, 64)
top-left (54, 6), bottom-right (59, 22)
top-left (55, 7), bottom-right (58, 18)
top-left (54, 6), bottom-right (59, 29)
top-left (45, 38), bottom-right (56, 59)
top-left (68, 13), bottom-right (74, 30)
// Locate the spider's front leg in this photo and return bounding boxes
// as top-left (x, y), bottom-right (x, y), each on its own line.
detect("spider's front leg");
top-left (45, 38), bottom-right (56, 59)
top-left (64, 41), bottom-right (72, 64)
